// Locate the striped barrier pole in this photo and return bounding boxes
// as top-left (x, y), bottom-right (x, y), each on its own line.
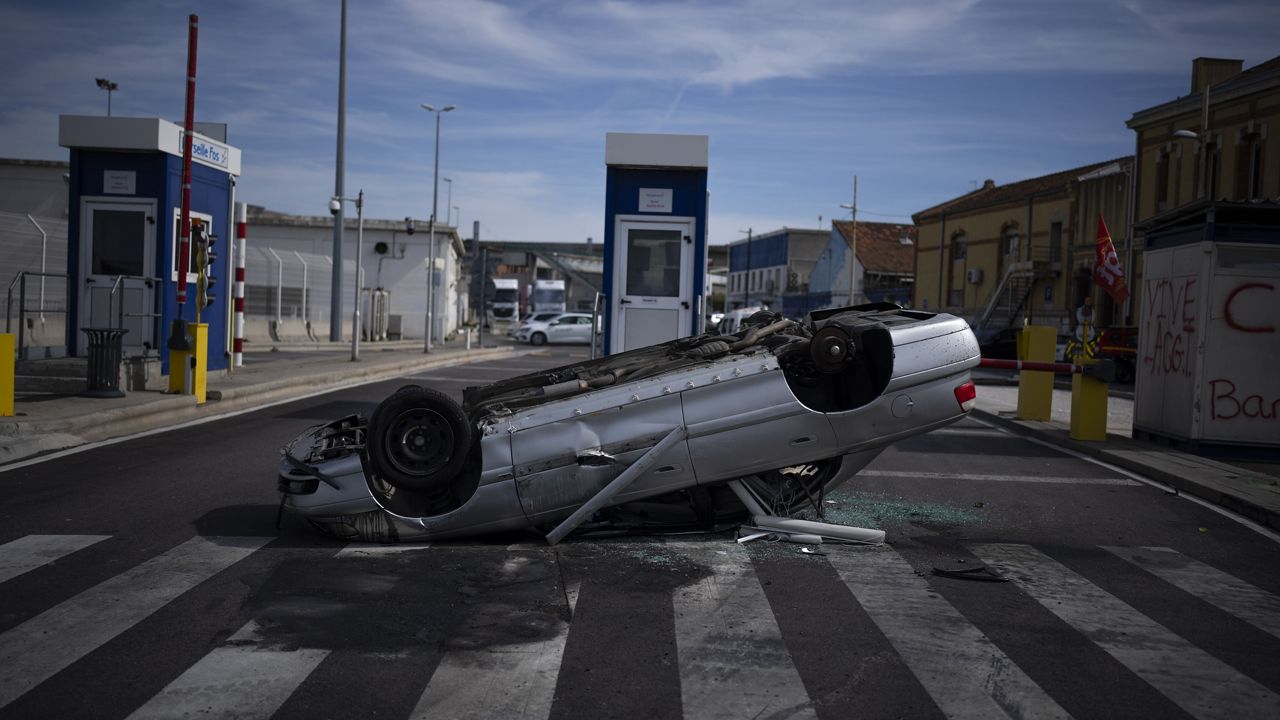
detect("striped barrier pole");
top-left (233, 202), bottom-right (246, 367)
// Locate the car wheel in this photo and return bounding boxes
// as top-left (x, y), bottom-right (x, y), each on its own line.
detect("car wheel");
top-left (530, 332), bottom-right (547, 346)
top-left (1115, 357), bottom-right (1135, 384)
top-left (367, 385), bottom-right (472, 492)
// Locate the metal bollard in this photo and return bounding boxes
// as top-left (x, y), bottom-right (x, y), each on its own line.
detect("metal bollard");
top-left (1070, 359), bottom-right (1109, 441)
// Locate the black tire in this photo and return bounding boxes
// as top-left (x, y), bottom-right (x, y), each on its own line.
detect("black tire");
top-left (367, 386), bottom-right (472, 491)
top-left (530, 332), bottom-right (547, 346)
top-left (1115, 357), bottom-right (1135, 384)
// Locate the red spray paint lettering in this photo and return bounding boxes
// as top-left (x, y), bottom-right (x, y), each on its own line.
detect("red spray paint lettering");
top-left (1141, 277), bottom-right (1197, 378)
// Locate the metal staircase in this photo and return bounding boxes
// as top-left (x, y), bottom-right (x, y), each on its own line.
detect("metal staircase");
top-left (975, 251), bottom-right (1061, 332)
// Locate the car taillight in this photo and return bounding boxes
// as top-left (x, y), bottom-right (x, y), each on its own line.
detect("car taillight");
top-left (954, 381), bottom-right (976, 412)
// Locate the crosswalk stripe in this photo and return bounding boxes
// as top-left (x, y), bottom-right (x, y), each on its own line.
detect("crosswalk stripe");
top-left (0, 535), bottom-right (110, 585)
top-left (409, 555), bottom-right (569, 720)
top-left (0, 535), bottom-right (271, 710)
top-left (667, 542), bottom-right (817, 720)
top-left (828, 546), bottom-right (1071, 720)
top-left (336, 543), bottom-right (432, 556)
top-left (1102, 545), bottom-right (1280, 640)
top-left (972, 543), bottom-right (1280, 720)
top-left (126, 621), bottom-right (329, 720)
top-left (859, 469), bottom-right (1136, 485)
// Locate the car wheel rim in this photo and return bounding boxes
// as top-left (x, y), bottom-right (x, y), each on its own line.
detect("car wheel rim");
top-left (385, 408), bottom-right (455, 476)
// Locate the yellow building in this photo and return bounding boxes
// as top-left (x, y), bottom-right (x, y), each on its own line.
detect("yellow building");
top-left (912, 158), bottom-right (1131, 333)
top-left (1127, 56), bottom-right (1280, 232)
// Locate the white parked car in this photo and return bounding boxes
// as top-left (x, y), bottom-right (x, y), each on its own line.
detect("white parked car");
top-left (509, 311), bottom-right (561, 337)
top-left (515, 312), bottom-right (595, 346)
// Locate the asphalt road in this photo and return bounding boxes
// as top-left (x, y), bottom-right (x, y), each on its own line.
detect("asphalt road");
top-left (1, 347), bottom-right (1278, 719)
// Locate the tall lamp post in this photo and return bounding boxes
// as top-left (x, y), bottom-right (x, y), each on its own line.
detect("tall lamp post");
top-left (1173, 84), bottom-right (1213, 200)
top-left (94, 78), bottom-right (118, 116)
top-left (443, 177), bottom-right (453, 226)
top-left (420, 103), bottom-right (455, 353)
top-left (329, 0), bottom-right (349, 342)
top-left (330, 190), bottom-right (364, 361)
top-left (738, 228), bottom-right (752, 309)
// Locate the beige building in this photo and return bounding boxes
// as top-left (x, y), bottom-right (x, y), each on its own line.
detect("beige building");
top-left (1127, 56), bottom-right (1280, 229)
top-left (912, 158), bottom-right (1131, 333)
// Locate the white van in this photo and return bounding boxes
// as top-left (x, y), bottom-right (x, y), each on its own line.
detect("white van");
top-left (716, 306), bottom-right (768, 336)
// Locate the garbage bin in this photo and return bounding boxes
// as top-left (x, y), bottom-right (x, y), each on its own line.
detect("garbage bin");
top-left (82, 327), bottom-right (128, 398)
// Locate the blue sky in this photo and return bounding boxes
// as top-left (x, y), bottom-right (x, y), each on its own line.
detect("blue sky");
top-left (2, 0), bottom-right (1277, 245)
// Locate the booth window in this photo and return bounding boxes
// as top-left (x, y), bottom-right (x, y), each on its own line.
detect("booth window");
top-left (92, 210), bottom-right (145, 276)
top-left (626, 228), bottom-right (682, 297)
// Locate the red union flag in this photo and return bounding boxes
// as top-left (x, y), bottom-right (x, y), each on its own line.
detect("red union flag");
top-left (1093, 215), bottom-right (1130, 304)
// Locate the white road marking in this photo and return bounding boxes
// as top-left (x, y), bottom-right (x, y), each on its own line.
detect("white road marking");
top-left (0, 535), bottom-right (110, 585)
top-left (1102, 546), bottom-right (1280, 640)
top-left (829, 546), bottom-right (1071, 720)
top-left (667, 542), bottom-right (818, 720)
top-left (859, 469), bottom-right (1136, 485)
top-left (972, 543), bottom-right (1280, 720)
top-left (931, 427), bottom-right (1008, 437)
top-left (126, 621), bottom-right (329, 720)
top-left (335, 543), bottom-right (432, 556)
top-left (410, 555), bottom-right (569, 720)
top-left (966, 416), bottom-right (1280, 545)
top-left (0, 535), bottom-right (271, 710)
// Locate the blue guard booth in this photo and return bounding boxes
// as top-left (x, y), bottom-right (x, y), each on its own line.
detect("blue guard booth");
top-left (59, 115), bottom-right (241, 383)
top-left (602, 133), bottom-right (708, 355)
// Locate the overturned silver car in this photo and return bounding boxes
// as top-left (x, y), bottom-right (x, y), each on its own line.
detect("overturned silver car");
top-left (278, 304), bottom-right (980, 543)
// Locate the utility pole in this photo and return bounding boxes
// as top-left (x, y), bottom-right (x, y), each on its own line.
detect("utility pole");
top-left (840, 176), bottom-right (858, 305)
top-left (739, 228), bottom-right (752, 308)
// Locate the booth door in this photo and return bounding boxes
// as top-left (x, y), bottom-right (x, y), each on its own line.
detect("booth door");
top-left (78, 199), bottom-right (156, 357)
top-left (613, 218), bottom-right (694, 352)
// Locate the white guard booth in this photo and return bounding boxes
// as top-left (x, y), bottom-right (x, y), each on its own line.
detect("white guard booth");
top-left (601, 133), bottom-right (709, 355)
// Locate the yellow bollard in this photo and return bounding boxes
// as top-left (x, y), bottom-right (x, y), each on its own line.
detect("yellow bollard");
top-left (167, 323), bottom-right (208, 405)
top-left (1070, 359), bottom-right (1108, 441)
top-left (1016, 326), bottom-right (1055, 421)
top-left (0, 334), bottom-right (14, 417)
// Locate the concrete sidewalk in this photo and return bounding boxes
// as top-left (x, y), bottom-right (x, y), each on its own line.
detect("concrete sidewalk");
top-left (0, 337), bottom-right (520, 465)
top-left (972, 379), bottom-right (1280, 533)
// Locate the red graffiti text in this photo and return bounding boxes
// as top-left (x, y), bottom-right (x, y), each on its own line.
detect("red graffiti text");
top-left (1210, 378), bottom-right (1280, 421)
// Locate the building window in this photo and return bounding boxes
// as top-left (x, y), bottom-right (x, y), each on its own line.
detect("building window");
top-left (951, 232), bottom-right (967, 260)
top-left (1205, 141), bottom-right (1221, 200)
top-left (1155, 149), bottom-right (1170, 212)
top-left (1247, 135), bottom-right (1263, 200)
top-left (1002, 225), bottom-right (1020, 258)
top-left (1049, 221), bottom-right (1063, 263)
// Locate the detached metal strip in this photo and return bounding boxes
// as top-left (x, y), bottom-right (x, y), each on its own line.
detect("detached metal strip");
top-left (544, 426), bottom-right (688, 545)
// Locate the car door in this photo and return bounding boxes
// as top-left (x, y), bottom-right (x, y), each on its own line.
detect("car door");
top-left (545, 316), bottom-right (574, 344)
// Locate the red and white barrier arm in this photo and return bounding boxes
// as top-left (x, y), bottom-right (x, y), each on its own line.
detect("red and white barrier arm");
top-left (979, 358), bottom-right (1085, 374)
top-left (233, 201), bottom-right (246, 367)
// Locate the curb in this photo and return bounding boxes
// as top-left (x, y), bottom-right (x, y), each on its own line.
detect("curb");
top-left (0, 346), bottom-right (518, 466)
top-left (973, 408), bottom-right (1280, 532)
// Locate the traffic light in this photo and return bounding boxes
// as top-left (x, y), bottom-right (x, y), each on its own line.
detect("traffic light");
top-left (193, 220), bottom-right (218, 310)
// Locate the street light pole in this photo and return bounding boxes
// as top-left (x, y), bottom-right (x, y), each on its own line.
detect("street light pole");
top-left (738, 228), bottom-right (752, 308)
top-left (329, 0), bottom-right (348, 342)
top-left (841, 175), bottom-right (858, 306)
top-left (95, 78), bottom-right (118, 116)
top-left (443, 177), bottom-right (453, 227)
top-left (331, 191), bottom-right (364, 360)
top-left (1174, 83), bottom-right (1212, 199)
top-left (420, 103), bottom-right (455, 353)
